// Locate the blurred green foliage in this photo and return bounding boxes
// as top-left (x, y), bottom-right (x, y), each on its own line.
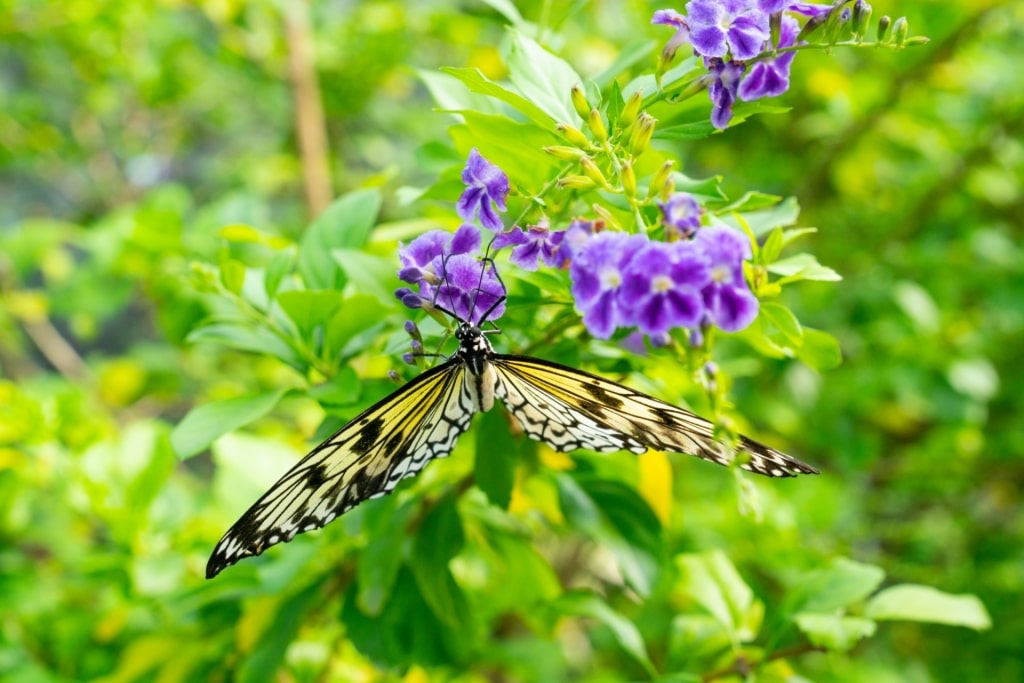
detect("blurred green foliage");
top-left (1, 1), bottom-right (1019, 682)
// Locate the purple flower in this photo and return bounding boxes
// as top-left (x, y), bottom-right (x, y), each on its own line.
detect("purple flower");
top-left (652, 9), bottom-right (691, 61)
top-left (789, 2), bottom-right (832, 18)
top-left (621, 330), bottom-right (672, 355)
top-left (493, 222), bottom-right (566, 272)
top-left (433, 253), bottom-right (506, 324)
top-left (569, 232), bottom-right (647, 339)
top-left (695, 226), bottom-right (758, 332)
top-left (757, 0), bottom-right (788, 12)
top-left (397, 224), bottom-right (480, 287)
top-left (659, 192), bottom-right (703, 238)
top-left (620, 241), bottom-right (710, 336)
top-left (456, 148), bottom-right (510, 233)
top-left (686, 0), bottom-right (770, 60)
top-left (395, 224), bottom-right (505, 322)
top-left (738, 15), bottom-right (799, 101)
top-left (708, 59), bottom-right (745, 130)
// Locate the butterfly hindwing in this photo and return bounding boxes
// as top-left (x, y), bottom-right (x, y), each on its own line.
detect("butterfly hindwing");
top-left (206, 359), bottom-right (476, 578)
top-left (491, 354), bottom-right (818, 478)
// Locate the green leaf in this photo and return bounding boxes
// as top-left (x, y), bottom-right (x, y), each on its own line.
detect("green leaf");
top-left (276, 289), bottom-right (344, 337)
top-left (796, 327), bottom-right (843, 370)
top-left (558, 591), bottom-right (657, 677)
top-left (324, 294), bottom-right (391, 358)
top-left (357, 499), bottom-right (415, 616)
top-left (768, 253), bottom-right (842, 282)
top-left (264, 247), bottom-right (296, 299)
top-left (451, 112), bottom-right (563, 188)
top-left (219, 257), bottom-right (246, 295)
top-left (676, 550), bottom-right (759, 642)
top-left (785, 557), bottom-right (886, 616)
top-left (440, 67), bottom-right (554, 128)
top-left (503, 30), bottom-right (583, 125)
top-left (557, 474), bottom-right (661, 597)
top-left (864, 585), bottom-right (992, 630)
top-left (410, 493), bottom-right (471, 628)
top-left (761, 227), bottom-right (785, 263)
top-left (594, 40), bottom-right (657, 89)
top-left (668, 614), bottom-right (733, 668)
top-left (475, 407), bottom-right (518, 509)
top-left (298, 189), bottom-right (382, 290)
top-left (307, 366), bottom-right (361, 406)
top-left (794, 613), bottom-right (877, 652)
top-left (726, 197), bottom-right (801, 236)
top-left (237, 583), bottom-right (320, 683)
top-left (171, 389), bottom-right (289, 459)
top-left (760, 302), bottom-right (803, 347)
top-left (187, 321), bottom-right (303, 369)
top-left (332, 248), bottom-right (403, 305)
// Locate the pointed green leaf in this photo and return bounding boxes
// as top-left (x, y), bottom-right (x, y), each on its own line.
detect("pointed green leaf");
top-left (171, 389), bottom-right (289, 459)
top-left (503, 30), bottom-right (583, 125)
top-left (864, 585), bottom-right (991, 630)
top-left (298, 189), bottom-right (382, 290)
top-left (794, 613), bottom-right (876, 652)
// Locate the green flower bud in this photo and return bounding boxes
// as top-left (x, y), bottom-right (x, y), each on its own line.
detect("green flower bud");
top-left (647, 160), bottom-right (674, 200)
top-left (620, 161), bottom-right (637, 198)
top-left (544, 145), bottom-right (587, 162)
top-left (579, 156), bottom-right (610, 188)
top-left (570, 85), bottom-right (590, 120)
top-left (556, 123), bottom-right (591, 148)
top-left (892, 16), bottom-right (908, 47)
top-left (618, 90), bottom-right (644, 127)
top-left (588, 108), bottom-right (608, 142)
top-left (852, 0), bottom-right (872, 41)
top-left (877, 15), bottom-right (892, 43)
top-left (628, 113), bottom-right (656, 156)
top-left (558, 175), bottom-right (596, 190)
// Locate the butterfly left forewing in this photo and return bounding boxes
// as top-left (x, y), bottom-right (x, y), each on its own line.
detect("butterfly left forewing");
top-left (206, 360), bottom-right (476, 578)
top-left (491, 355), bottom-right (818, 478)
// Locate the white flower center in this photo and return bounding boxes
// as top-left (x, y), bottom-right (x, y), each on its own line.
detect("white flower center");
top-left (652, 275), bottom-right (673, 293)
top-left (600, 267), bottom-right (622, 289)
top-left (711, 264), bottom-right (731, 283)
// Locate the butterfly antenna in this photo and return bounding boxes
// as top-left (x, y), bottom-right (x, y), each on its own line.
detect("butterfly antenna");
top-left (474, 255), bottom-right (507, 331)
top-left (430, 251), bottom-right (464, 324)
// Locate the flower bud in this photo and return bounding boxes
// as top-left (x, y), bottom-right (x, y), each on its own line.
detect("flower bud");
top-left (579, 156), bottom-right (610, 188)
top-left (620, 161), bottom-right (637, 198)
top-left (556, 123), bottom-right (591, 148)
top-left (558, 175), bottom-right (596, 190)
top-left (570, 85), bottom-right (590, 120)
top-left (618, 90), bottom-right (644, 127)
top-left (588, 108), bottom-right (608, 142)
top-left (852, 0), bottom-right (872, 41)
top-left (647, 160), bottom-right (674, 200)
top-left (404, 319), bottom-right (422, 341)
top-left (628, 112), bottom-right (656, 156)
top-left (388, 369), bottom-right (404, 384)
top-left (877, 15), bottom-right (891, 43)
top-left (544, 145), bottom-right (587, 162)
top-left (591, 204), bottom-right (619, 231)
top-left (892, 16), bottom-right (908, 47)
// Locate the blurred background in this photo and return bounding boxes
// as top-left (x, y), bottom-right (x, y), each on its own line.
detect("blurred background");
top-left (1, 1), bottom-right (1020, 681)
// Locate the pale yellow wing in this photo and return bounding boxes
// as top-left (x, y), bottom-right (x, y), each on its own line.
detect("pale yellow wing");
top-left (207, 360), bottom-right (474, 578)
top-left (492, 354), bottom-right (818, 478)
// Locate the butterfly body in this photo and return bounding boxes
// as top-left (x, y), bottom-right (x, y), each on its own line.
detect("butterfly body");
top-left (206, 321), bottom-right (817, 579)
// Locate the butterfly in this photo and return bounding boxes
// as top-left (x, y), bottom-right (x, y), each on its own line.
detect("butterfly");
top-left (206, 266), bottom-right (818, 579)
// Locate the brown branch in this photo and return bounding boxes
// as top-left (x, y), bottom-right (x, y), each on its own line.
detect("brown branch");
top-left (284, 0), bottom-right (333, 218)
top-left (701, 642), bottom-right (823, 682)
top-left (20, 316), bottom-right (94, 385)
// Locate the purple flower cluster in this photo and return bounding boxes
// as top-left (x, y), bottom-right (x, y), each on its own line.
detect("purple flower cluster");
top-left (653, 1), bottom-right (827, 129)
top-left (395, 224), bottom-right (506, 324)
top-left (395, 153), bottom-right (760, 348)
top-left (456, 148), bottom-right (510, 232)
top-left (566, 222), bottom-right (758, 340)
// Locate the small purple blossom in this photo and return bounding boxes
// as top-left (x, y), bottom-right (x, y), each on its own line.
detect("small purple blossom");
top-left (395, 224), bottom-right (505, 323)
top-left (789, 2), bottom-right (832, 18)
top-left (620, 241), bottom-right (711, 336)
top-left (659, 192), bottom-right (703, 238)
top-left (652, 9), bottom-right (691, 61)
top-left (739, 15), bottom-right (799, 101)
top-left (708, 58), bottom-right (745, 129)
top-left (570, 232), bottom-right (647, 339)
top-left (433, 253), bottom-right (506, 323)
top-left (493, 222), bottom-right (566, 272)
top-left (686, 0), bottom-right (770, 60)
top-left (621, 330), bottom-right (672, 355)
top-left (456, 148), bottom-right (510, 233)
top-left (695, 226), bottom-right (759, 332)
top-left (757, 0), bottom-right (788, 12)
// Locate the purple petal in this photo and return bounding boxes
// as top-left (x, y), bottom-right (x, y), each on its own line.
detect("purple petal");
top-left (704, 282), bottom-right (759, 332)
top-left (492, 227), bottom-right (528, 250)
top-left (727, 17), bottom-right (770, 59)
top-left (450, 223), bottom-right (482, 254)
top-left (666, 288), bottom-right (705, 328)
top-left (583, 291), bottom-right (619, 339)
top-left (510, 241), bottom-right (543, 271)
top-left (652, 8), bottom-right (687, 27)
top-left (478, 197), bottom-right (504, 232)
top-left (456, 186), bottom-right (485, 223)
top-left (691, 25), bottom-right (728, 58)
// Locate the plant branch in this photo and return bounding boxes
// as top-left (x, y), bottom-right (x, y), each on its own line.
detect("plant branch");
top-left (701, 642), bottom-right (823, 682)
